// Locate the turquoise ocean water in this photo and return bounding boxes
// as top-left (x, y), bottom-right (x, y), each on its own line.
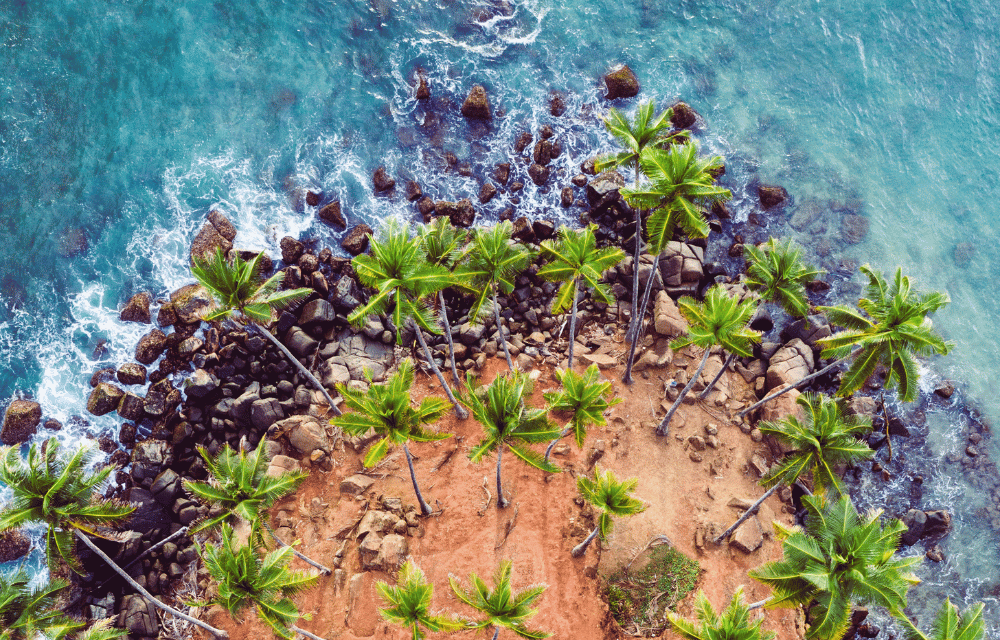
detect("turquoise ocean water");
top-left (2, 0), bottom-right (998, 631)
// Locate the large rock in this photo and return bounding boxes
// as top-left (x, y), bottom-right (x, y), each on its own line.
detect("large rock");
top-left (169, 284), bottom-right (213, 324)
top-left (341, 474), bottom-right (376, 496)
top-left (900, 508), bottom-right (926, 546)
top-left (318, 201), bottom-right (347, 229)
top-left (760, 388), bottom-right (801, 425)
top-left (527, 163), bottom-right (550, 186)
top-left (119, 594), bottom-right (158, 638)
top-left (373, 167), bottom-right (396, 193)
top-left (661, 242), bottom-right (704, 287)
top-left (117, 363), bottom-right (147, 386)
top-left (1, 400), bottom-right (42, 445)
top-left (730, 516), bottom-right (763, 554)
top-left (299, 299), bottom-right (335, 332)
top-left (280, 236), bottom-right (304, 264)
top-left (87, 383), bottom-right (125, 417)
top-left (670, 101), bottom-right (698, 129)
top-left (208, 210), bottom-right (237, 241)
top-left (284, 326), bottom-right (318, 357)
top-left (184, 369), bottom-right (219, 399)
top-left (149, 469), bottom-right (182, 507)
top-left (780, 315), bottom-right (832, 350)
top-left (0, 529), bottom-right (31, 563)
top-left (130, 441), bottom-right (174, 484)
top-left (841, 214), bottom-right (870, 244)
top-left (766, 339), bottom-right (814, 391)
top-left (653, 291), bottom-right (688, 337)
top-left (604, 64), bottom-right (640, 99)
top-left (120, 292), bottom-right (152, 324)
top-left (342, 224), bottom-right (373, 255)
top-left (757, 184), bottom-right (789, 209)
top-left (435, 200), bottom-right (477, 228)
top-left (331, 276), bottom-right (364, 311)
top-left (189, 221), bottom-right (233, 265)
top-left (117, 392), bottom-right (146, 421)
top-left (134, 328), bottom-right (168, 365)
top-left (251, 398), bottom-right (284, 431)
top-left (374, 534), bottom-right (409, 571)
top-left (337, 328), bottom-right (394, 381)
top-left (461, 84), bottom-right (492, 119)
top-left (586, 170), bottom-right (625, 209)
top-left (276, 415), bottom-right (331, 455)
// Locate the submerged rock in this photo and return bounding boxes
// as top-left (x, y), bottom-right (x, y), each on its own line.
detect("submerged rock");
top-left (757, 184), bottom-right (789, 209)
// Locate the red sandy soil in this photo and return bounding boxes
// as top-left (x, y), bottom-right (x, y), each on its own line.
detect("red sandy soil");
top-left (198, 343), bottom-right (802, 640)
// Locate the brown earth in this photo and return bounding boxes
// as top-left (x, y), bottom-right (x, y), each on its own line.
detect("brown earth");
top-left (198, 339), bottom-right (802, 640)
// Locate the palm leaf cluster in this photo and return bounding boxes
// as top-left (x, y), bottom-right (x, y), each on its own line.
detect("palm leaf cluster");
top-left (577, 467), bottom-right (646, 541)
top-left (376, 560), bottom-right (462, 640)
top-left (817, 265), bottom-right (952, 402)
top-left (418, 216), bottom-right (467, 270)
top-left (0, 571), bottom-right (84, 640)
top-left (460, 221), bottom-right (535, 332)
top-left (744, 238), bottom-right (823, 318)
top-left (543, 364), bottom-right (621, 449)
top-left (667, 587), bottom-right (775, 640)
top-left (758, 393), bottom-right (873, 496)
top-left (538, 224), bottom-right (624, 314)
top-left (749, 492), bottom-right (920, 640)
top-left (901, 598), bottom-right (985, 640)
top-left (672, 285), bottom-right (760, 356)
top-left (192, 248), bottom-right (312, 324)
top-left (0, 438), bottom-right (134, 574)
top-left (198, 523), bottom-right (318, 640)
top-left (449, 560), bottom-right (550, 640)
top-left (594, 101), bottom-right (688, 177)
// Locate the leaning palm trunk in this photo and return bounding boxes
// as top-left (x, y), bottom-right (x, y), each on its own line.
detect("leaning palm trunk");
top-left (713, 483), bottom-right (780, 544)
top-left (656, 348), bottom-right (712, 436)
top-left (412, 320), bottom-right (468, 420)
top-left (438, 290), bottom-right (462, 386)
top-left (746, 597), bottom-right (772, 611)
top-left (255, 325), bottom-right (341, 416)
top-left (626, 165), bottom-right (642, 345)
top-left (699, 352), bottom-right (737, 400)
top-left (263, 521), bottom-right (332, 575)
top-left (736, 351), bottom-right (855, 418)
top-left (74, 530), bottom-right (229, 640)
top-left (492, 284), bottom-right (515, 371)
top-left (622, 251), bottom-right (661, 384)
top-left (543, 428), bottom-right (571, 464)
top-left (290, 624), bottom-right (330, 640)
top-left (568, 279), bottom-right (579, 370)
top-left (404, 443), bottom-right (434, 516)
top-left (571, 526), bottom-right (600, 557)
top-left (496, 447), bottom-right (508, 509)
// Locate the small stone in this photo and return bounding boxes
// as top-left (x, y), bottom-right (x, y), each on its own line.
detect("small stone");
top-left (340, 474), bottom-right (375, 496)
top-left (689, 451), bottom-right (703, 463)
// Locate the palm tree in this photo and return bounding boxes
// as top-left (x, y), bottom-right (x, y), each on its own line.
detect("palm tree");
top-left (350, 220), bottom-right (467, 419)
top-left (0, 571), bottom-right (84, 640)
top-left (376, 560), bottom-right (463, 640)
top-left (418, 216), bottom-right (470, 386)
top-left (899, 598), bottom-right (985, 640)
top-left (749, 492), bottom-right (921, 640)
top-left (571, 467), bottom-right (646, 557)
top-left (667, 587), bottom-right (776, 640)
top-left (449, 560), bottom-right (550, 640)
top-left (542, 364), bottom-right (622, 463)
top-left (192, 248), bottom-right (339, 415)
top-left (619, 142), bottom-right (731, 384)
top-left (329, 359), bottom-right (452, 516)
top-left (657, 285), bottom-right (760, 436)
top-left (739, 265), bottom-right (951, 419)
top-left (538, 224), bottom-right (625, 369)
top-left (460, 371), bottom-right (561, 509)
top-left (457, 221), bottom-right (535, 372)
top-left (0, 438), bottom-right (228, 639)
top-left (715, 393), bottom-right (873, 544)
top-left (76, 619), bottom-right (127, 640)
top-left (744, 238), bottom-right (823, 318)
top-left (197, 523), bottom-right (327, 640)
top-left (594, 101), bottom-right (689, 350)
top-left (183, 439), bottom-right (331, 575)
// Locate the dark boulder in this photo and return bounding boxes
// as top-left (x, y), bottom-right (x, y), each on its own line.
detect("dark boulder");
top-left (0, 529), bottom-right (31, 563)
top-left (156, 302), bottom-right (178, 328)
top-left (550, 91), bottom-right (566, 116)
top-left (461, 84), bottom-right (492, 119)
top-left (405, 181), bottom-right (423, 202)
top-left (130, 441), bottom-right (174, 485)
top-left (900, 508), bottom-right (926, 545)
top-left (757, 184), bottom-right (789, 209)
top-left (284, 326), bottom-right (318, 358)
top-left (561, 187), bottom-right (574, 207)
top-left (331, 276), bottom-right (364, 311)
top-left (604, 64), bottom-right (640, 99)
top-left (120, 292), bottom-right (152, 324)
top-left (373, 166), bottom-right (396, 192)
top-left (494, 163), bottom-right (511, 186)
top-left (532, 220), bottom-right (556, 241)
top-left (87, 383), bottom-right (125, 417)
top-left (415, 74), bottom-right (430, 100)
top-left (117, 392), bottom-right (146, 421)
top-left (117, 363), bottom-right (147, 386)
top-left (188, 220), bottom-right (233, 266)
top-left (169, 284), bottom-right (213, 324)
top-left (528, 163), bottom-right (550, 186)
top-left (670, 101), bottom-right (698, 129)
top-left (280, 236), bottom-right (304, 264)
top-left (512, 217), bottom-right (535, 243)
top-left (207, 210), bottom-right (238, 241)
top-left (514, 132), bottom-right (533, 154)
top-left (416, 196), bottom-right (436, 220)
top-left (779, 315), bottom-right (832, 350)
top-left (318, 201), bottom-right (346, 229)
top-left (251, 397), bottom-right (284, 431)
top-left (586, 170), bottom-right (625, 211)
top-left (306, 190), bottom-right (322, 207)
top-left (923, 510), bottom-right (952, 537)
top-left (299, 298), bottom-right (336, 332)
top-left (341, 224), bottom-right (374, 255)
top-left (135, 329), bottom-right (168, 365)
top-left (436, 199), bottom-right (477, 227)
top-left (149, 469), bottom-right (182, 507)
top-left (479, 182), bottom-right (498, 204)
top-left (533, 140), bottom-right (553, 166)
top-left (184, 369), bottom-right (219, 399)
top-left (1, 399), bottom-right (42, 445)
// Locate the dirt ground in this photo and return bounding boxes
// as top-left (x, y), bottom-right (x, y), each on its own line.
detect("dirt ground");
top-left (200, 339), bottom-right (802, 640)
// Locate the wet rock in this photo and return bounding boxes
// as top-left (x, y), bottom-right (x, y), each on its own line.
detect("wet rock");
top-left (550, 91), bottom-right (566, 116)
top-left (670, 101), bottom-right (698, 129)
top-left (318, 201), bottom-right (347, 229)
top-left (299, 299), bottom-right (336, 332)
top-left (135, 329), bottom-right (168, 365)
top-left (780, 315), bottom-right (832, 350)
top-left (586, 170), bottom-right (625, 213)
top-left (170, 284), bottom-right (213, 324)
top-left (528, 163), bottom-right (550, 186)
top-left (280, 237), bottom-right (304, 264)
top-left (342, 224), bottom-right (374, 255)
top-left (373, 166), bottom-right (396, 193)
top-left (87, 383), bottom-right (125, 417)
top-left (185, 369), bottom-right (219, 399)
top-left (561, 187), bottom-right (574, 207)
top-left (841, 214), bottom-right (869, 244)
top-left (1, 399), bottom-right (41, 445)
top-left (189, 221), bottom-right (233, 265)
top-left (493, 162), bottom-right (511, 186)
top-left (405, 181), bottom-right (423, 202)
top-left (532, 219), bottom-right (555, 240)
top-left (436, 199), bottom-right (477, 227)
top-left (533, 140), bottom-right (553, 165)
top-left (156, 302), bottom-right (177, 328)
top-left (119, 594), bottom-right (158, 638)
top-left (461, 84), bottom-right (492, 119)
top-left (130, 441), bottom-right (174, 484)
top-left (923, 510), bottom-right (951, 537)
top-left (120, 292), bottom-right (152, 324)
top-left (0, 529), bottom-right (31, 563)
top-left (117, 392), bottom-right (146, 421)
top-left (900, 508), bottom-right (926, 545)
top-left (757, 184), bottom-right (789, 209)
top-left (479, 182), bottom-right (498, 204)
top-left (934, 381), bottom-right (955, 399)
top-left (514, 132), bottom-right (533, 155)
top-left (926, 544), bottom-right (945, 563)
top-left (604, 64), bottom-right (640, 99)
top-left (415, 74), bottom-right (430, 100)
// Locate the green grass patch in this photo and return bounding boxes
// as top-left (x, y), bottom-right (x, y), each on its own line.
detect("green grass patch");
top-left (604, 545), bottom-right (700, 636)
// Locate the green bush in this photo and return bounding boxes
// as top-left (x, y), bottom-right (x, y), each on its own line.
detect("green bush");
top-left (604, 546), bottom-right (700, 636)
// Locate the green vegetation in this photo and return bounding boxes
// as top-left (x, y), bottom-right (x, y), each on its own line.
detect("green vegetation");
top-left (449, 559), bottom-right (550, 640)
top-left (572, 467), bottom-right (647, 557)
top-left (899, 598), bottom-right (985, 640)
top-left (744, 238), bottom-right (823, 318)
top-left (543, 363), bottom-right (622, 463)
top-left (605, 545), bottom-right (700, 636)
top-left (376, 560), bottom-right (463, 640)
top-left (668, 587), bottom-right (776, 640)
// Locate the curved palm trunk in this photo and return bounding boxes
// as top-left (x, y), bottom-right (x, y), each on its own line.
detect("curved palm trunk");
top-left (290, 624), bottom-right (331, 640)
top-left (747, 597), bottom-right (772, 611)
top-left (491, 628), bottom-right (500, 640)
top-left (736, 352), bottom-right (854, 419)
top-left (404, 443), bottom-right (434, 516)
top-left (656, 348), bottom-right (712, 436)
top-left (74, 530), bottom-right (229, 640)
top-left (412, 319), bottom-right (468, 420)
top-left (438, 290), bottom-right (462, 387)
top-left (263, 521), bottom-right (332, 575)
top-left (492, 284), bottom-right (515, 371)
top-left (568, 279), bottom-right (579, 370)
top-left (543, 428), bottom-right (572, 464)
top-left (571, 525), bottom-right (600, 558)
top-left (255, 325), bottom-right (341, 416)
top-left (699, 352), bottom-right (736, 400)
top-left (623, 251), bottom-right (661, 384)
top-left (496, 447), bottom-right (509, 509)
top-left (713, 483), bottom-right (780, 544)
top-left (626, 165), bottom-right (642, 345)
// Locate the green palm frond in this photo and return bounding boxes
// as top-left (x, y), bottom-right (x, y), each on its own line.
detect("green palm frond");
top-left (543, 365), bottom-right (622, 448)
top-left (75, 618), bottom-right (127, 640)
top-left (900, 598), bottom-right (985, 640)
top-left (593, 101), bottom-right (688, 176)
top-left (537, 224), bottom-right (625, 314)
top-left (377, 560), bottom-right (463, 640)
top-left (449, 560), bottom-right (550, 640)
top-left (667, 587), bottom-right (776, 640)
top-left (577, 467), bottom-right (646, 539)
top-left (671, 285), bottom-right (761, 358)
top-left (0, 571), bottom-right (85, 640)
top-left (455, 221), bottom-right (535, 322)
top-left (418, 216), bottom-right (468, 270)
top-left (744, 238), bottom-right (824, 318)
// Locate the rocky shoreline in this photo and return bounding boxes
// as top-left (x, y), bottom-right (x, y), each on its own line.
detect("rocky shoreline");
top-left (0, 63), bottom-right (991, 638)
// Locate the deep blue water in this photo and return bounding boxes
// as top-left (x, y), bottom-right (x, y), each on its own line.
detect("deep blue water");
top-left (2, 0), bottom-right (999, 632)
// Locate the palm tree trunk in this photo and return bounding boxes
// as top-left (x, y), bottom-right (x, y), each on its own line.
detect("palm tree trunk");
top-left (713, 483), bottom-right (780, 544)
top-left (543, 428), bottom-right (571, 464)
top-left (496, 447), bottom-right (508, 509)
top-left (623, 251), bottom-right (661, 384)
top-left (290, 624), bottom-right (331, 640)
top-left (491, 628), bottom-right (500, 640)
top-left (626, 164), bottom-right (642, 345)
top-left (439, 290), bottom-right (462, 387)
top-left (747, 597), bottom-right (772, 611)
top-left (492, 284), bottom-right (514, 371)
top-left (404, 443), bottom-right (434, 516)
top-left (571, 525), bottom-right (600, 557)
top-left (263, 521), bottom-right (332, 575)
top-left (255, 325), bottom-right (341, 416)
top-left (568, 279), bottom-right (579, 370)
top-left (413, 319), bottom-right (468, 420)
top-left (736, 352), bottom-right (854, 419)
top-left (656, 347), bottom-right (712, 436)
top-left (74, 530), bottom-right (229, 640)
top-left (699, 352), bottom-right (736, 400)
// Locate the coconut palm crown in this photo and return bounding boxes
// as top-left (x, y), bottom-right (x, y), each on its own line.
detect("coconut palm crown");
top-left (0, 571), bottom-right (85, 640)
top-left (667, 587), bottom-right (776, 640)
top-left (0, 438), bottom-right (134, 574)
top-left (593, 101), bottom-right (688, 177)
top-left (330, 358), bottom-right (451, 515)
top-left (377, 560), bottom-right (463, 640)
top-left (744, 238), bottom-right (824, 318)
top-left (449, 560), bottom-right (550, 640)
top-left (418, 216), bottom-right (471, 385)
top-left (544, 364), bottom-right (622, 450)
top-left (749, 492), bottom-right (921, 640)
top-left (572, 467), bottom-right (646, 557)
top-left (816, 265), bottom-right (952, 403)
top-left (899, 598), bottom-right (985, 640)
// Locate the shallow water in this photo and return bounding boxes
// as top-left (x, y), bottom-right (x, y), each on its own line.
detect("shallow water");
top-left (2, 0), bottom-right (999, 630)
